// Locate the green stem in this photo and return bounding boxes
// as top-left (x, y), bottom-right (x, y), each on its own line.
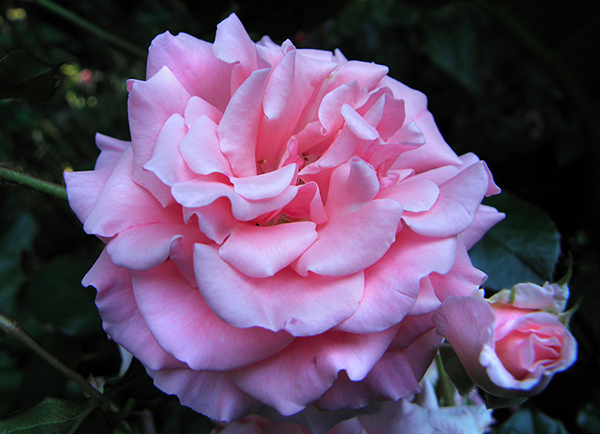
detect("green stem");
top-left (435, 353), bottom-right (455, 407)
top-left (0, 165), bottom-right (68, 201)
top-left (0, 313), bottom-right (107, 405)
top-left (18, 0), bottom-right (147, 58)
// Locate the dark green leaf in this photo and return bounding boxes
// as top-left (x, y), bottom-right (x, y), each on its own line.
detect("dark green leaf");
top-left (0, 50), bottom-right (61, 100)
top-left (470, 191), bottom-right (561, 290)
top-left (0, 212), bottom-right (38, 315)
top-left (439, 343), bottom-right (475, 396)
top-left (104, 358), bottom-right (160, 401)
top-left (483, 392), bottom-right (527, 410)
top-left (494, 406), bottom-right (569, 434)
top-left (26, 255), bottom-right (101, 336)
top-left (0, 397), bottom-right (109, 434)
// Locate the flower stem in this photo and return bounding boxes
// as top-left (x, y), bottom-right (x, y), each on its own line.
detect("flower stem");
top-left (18, 0), bottom-right (147, 58)
top-left (0, 313), bottom-right (107, 405)
top-left (0, 165), bottom-right (68, 201)
top-left (435, 353), bottom-right (455, 407)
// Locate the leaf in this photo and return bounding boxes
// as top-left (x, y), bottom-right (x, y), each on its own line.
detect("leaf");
top-left (104, 358), bottom-right (160, 401)
top-left (0, 212), bottom-right (38, 315)
top-left (439, 343), bottom-right (475, 397)
top-left (0, 397), bottom-right (110, 434)
top-left (0, 50), bottom-right (61, 100)
top-left (494, 406), bottom-right (569, 434)
top-left (469, 191), bottom-right (561, 290)
top-left (26, 255), bottom-right (101, 336)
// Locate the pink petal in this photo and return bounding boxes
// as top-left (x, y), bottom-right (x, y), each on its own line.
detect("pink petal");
top-left (341, 104), bottom-right (379, 140)
top-left (432, 296), bottom-right (500, 393)
top-left (172, 177), bottom-right (297, 222)
top-left (180, 116), bottom-right (232, 176)
top-left (64, 169), bottom-right (111, 225)
top-left (429, 241), bottom-right (487, 302)
top-left (461, 204), bottom-right (505, 250)
top-left (132, 261), bottom-right (293, 371)
top-left (143, 113), bottom-right (196, 186)
top-left (378, 177), bottom-right (440, 213)
top-left (231, 164), bottom-right (297, 200)
top-left (82, 249), bottom-right (183, 371)
top-left (128, 66), bottom-right (191, 206)
top-left (147, 367), bottom-right (261, 422)
top-left (281, 181), bottom-right (328, 225)
top-left (407, 277), bottom-right (441, 316)
top-left (219, 221), bottom-right (318, 278)
top-left (230, 327), bottom-right (398, 416)
top-left (376, 94), bottom-right (407, 141)
top-left (218, 68), bottom-right (271, 177)
top-left (402, 162), bottom-right (489, 238)
top-left (213, 13), bottom-right (263, 93)
top-left (328, 61), bottom-right (389, 93)
top-left (107, 223), bottom-right (183, 271)
top-left (293, 198), bottom-right (403, 277)
top-left (147, 31), bottom-right (233, 111)
top-left (325, 158), bottom-right (380, 214)
top-left (256, 50), bottom-right (337, 172)
top-left (194, 244), bottom-right (364, 336)
top-left (94, 133), bottom-right (130, 170)
top-left (337, 230), bottom-right (457, 333)
top-left (183, 198), bottom-right (238, 244)
top-left (183, 96), bottom-right (223, 126)
top-left (84, 148), bottom-right (169, 237)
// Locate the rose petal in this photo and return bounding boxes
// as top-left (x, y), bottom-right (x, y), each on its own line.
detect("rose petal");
top-left (231, 164), bottom-right (297, 200)
top-left (82, 249), bottom-right (183, 371)
top-left (84, 148), bottom-right (168, 237)
top-left (219, 221), bottom-right (318, 278)
top-left (143, 113), bottom-right (196, 186)
top-left (230, 327), bottom-right (399, 416)
top-left (194, 244), bottom-right (364, 336)
top-left (293, 199), bottom-right (403, 277)
top-left (218, 68), bottom-right (271, 177)
top-left (128, 66), bottom-right (191, 206)
top-left (133, 261), bottom-right (293, 371)
top-left (148, 368), bottom-right (261, 422)
top-left (147, 31), bottom-right (233, 111)
top-left (402, 162), bottom-right (489, 238)
top-left (180, 116), bottom-right (232, 176)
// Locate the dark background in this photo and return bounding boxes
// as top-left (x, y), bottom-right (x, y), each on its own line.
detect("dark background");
top-left (1, 0), bottom-right (599, 432)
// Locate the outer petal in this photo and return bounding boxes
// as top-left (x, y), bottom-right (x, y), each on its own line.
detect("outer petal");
top-left (147, 31), bottom-right (233, 111)
top-left (230, 327), bottom-right (399, 416)
top-left (194, 244), bottom-right (364, 336)
top-left (432, 296), bottom-right (506, 396)
top-left (84, 147), bottom-right (169, 238)
top-left (132, 261), bottom-right (293, 371)
top-left (128, 66), bottom-right (191, 206)
top-left (460, 205), bottom-right (505, 250)
top-left (148, 368), bottom-right (261, 422)
top-left (338, 230), bottom-right (457, 334)
top-left (402, 162), bottom-right (489, 238)
top-left (82, 249), bottom-right (183, 371)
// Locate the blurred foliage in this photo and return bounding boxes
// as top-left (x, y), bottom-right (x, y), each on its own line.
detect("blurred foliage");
top-left (0, 0), bottom-right (599, 433)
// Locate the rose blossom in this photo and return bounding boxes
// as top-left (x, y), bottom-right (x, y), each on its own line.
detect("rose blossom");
top-left (65, 13), bottom-right (503, 422)
top-left (432, 282), bottom-right (577, 398)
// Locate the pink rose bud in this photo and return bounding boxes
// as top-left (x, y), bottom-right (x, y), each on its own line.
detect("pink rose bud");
top-left (65, 13), bottom-right (504, 422)
top-left (432, 282), bottom-right (577, 399)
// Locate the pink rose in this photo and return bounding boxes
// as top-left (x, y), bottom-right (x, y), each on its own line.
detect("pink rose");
top-left (432, 282), bottom-right (577, 398)
top-left (65, 13), bottom-right (503, 422)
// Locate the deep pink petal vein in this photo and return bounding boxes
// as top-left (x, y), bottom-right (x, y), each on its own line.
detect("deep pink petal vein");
top-left (65, 14), bottom-right (505, 423)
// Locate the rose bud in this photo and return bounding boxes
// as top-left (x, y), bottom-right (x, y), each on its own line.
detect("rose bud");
top-left (432, 282), bottom-right (576, 400)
